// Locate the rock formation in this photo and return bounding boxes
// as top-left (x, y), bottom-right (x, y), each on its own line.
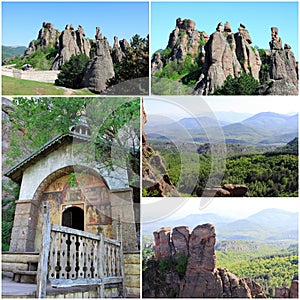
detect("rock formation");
top-left (142, 102), bottom-right (180, 197)
top-left (51, 24), bottom-right (91, 70)
top-left (194, 21), bottom-right (261, 95)
top-left (151, 52), bottom-right (164, 75)
top-left (275, 279), bottom-right (298, 298)
top-left (234, 23), bottom-right (261, 81)
top-left (256, 27), bottom-right (298, 95)
top-left (167, 18), bottom-right (201, 60)
top-left (151, 18), bottom-right (208, 76)
top-left (202, 184), bottom-right (249, 197)
top-left (152, 18), bottom-right (298, 95)
top-left (25, 22), bottom-right (60, 56)
top-left (83, 27), bottom-right (115, 93)
top-left (111, 36), bottom-right (128, 64)
top-left (143, 224), bottom-right (266, 298)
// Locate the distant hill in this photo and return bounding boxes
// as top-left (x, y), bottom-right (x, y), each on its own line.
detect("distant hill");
top-left (143, 208), bottom-right (298, 242)
top-left (2, 45), bottom-right (26, 60)
top-left (241, 112), bottom-right (298, 133)
top-left (145, 112), bottom-right (298, 145)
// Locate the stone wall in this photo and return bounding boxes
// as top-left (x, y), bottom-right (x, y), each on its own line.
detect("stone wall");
top-left (2, 66), bottom-right (60, 83)
top-left (124, 251), bottom-right (140, 297)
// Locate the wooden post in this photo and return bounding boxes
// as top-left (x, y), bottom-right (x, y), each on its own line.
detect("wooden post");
top-left (98, 233), bottom-right (105, 298)
top-left (36, 204), bottom-right (51, 298)
top-left (119, 215), bottom-right (126, 298)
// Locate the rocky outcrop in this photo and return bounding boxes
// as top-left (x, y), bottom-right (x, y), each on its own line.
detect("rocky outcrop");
top-left (153, 227), bottom-right (172, 259)
top-left (25, 22), bottom-right (60, 56)
top-left (256, 27), bottom-right (298, 95)
top-left (234, 24), bottom-right (261, 81)
top-left (194, 22), bottom-right (261, 95)
top-left (167, 18), bottom-right (201, 60)
top-left (151, 18), bottom-right (208, 76)
top-left (275, 279), bottom-right (298, 298)
top-left (151, 52), bottom-right (164, 75)
top-left (194, 26), bottom-right (242, 95)
top-left (142, 102), bottom-right (179, 197)
top-left (111, 36), bottom-right (128, 64)
top-left (51, 24), bottom-right (91, 70)
top-left (83, 27), bottom-right (115, 93)
top-left (143, 224), bottom-right (266, 298)
top-left (202, 184), bottom-right (249, 197)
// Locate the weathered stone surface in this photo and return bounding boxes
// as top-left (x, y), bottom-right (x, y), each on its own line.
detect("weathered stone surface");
top-left (224, 21), bottom-right (232, 33)
top-left (194, 27), bottom-right (242, 95)
top-left (84, 29), bottom-right (114, 93)
top-left (290, 280), bottom-right (298, 298)
top-left (166, 18), bottom-right (202, 62)
top-left (234, 24), bottom-right (261, 80)
top-left (189, 224), bottom-right (216, 271)
top-left (25, 41), bottom-right (36, 56)
top-left (153, 227), bottom-right (172, 259)
top-left (257, 27), bottom-right (298, 95)
top-left (194, 22), bottom-right (263, 94)
top-left (111, 36), bottom-right (125, 63)
top-left (25, 22), bottom-right (60, 56)
top-left (275, 286), bottom-right (290, 298)
top-left (275, 279), bottom-right (299, 298)
top-left (223, 184), bottom-right (249, 197)
top-left (172, 226), bottom-right (190, 256)
top-left (151, 52), bottom-right (164, 76)
top-left (243, 277), bottom-right (266, 298)
top-left (270, 26), bottom-right (282, 50)
top-left (51, 24), bottom-right (90, 70)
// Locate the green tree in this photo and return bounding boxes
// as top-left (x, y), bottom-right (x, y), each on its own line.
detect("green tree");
top-left (109, 34), bottom-right (149, 84)
top-left (55, 54), bottom-right (89, 89)
top-left (213, 73), bottom-right (259, 95)
top-left (6, 97), bottom-right (86, 165)
top-left (258, 48), bottom-right (271, 84)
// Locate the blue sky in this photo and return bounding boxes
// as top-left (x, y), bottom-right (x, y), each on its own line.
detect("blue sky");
top-left (144, 96), bottom-right (299, 119)
top-left (2, 2), bottom-right (149, 47)
top-left (151, 2), bottom-right (298, 60)
top-left (141, 197), bottom-right (299, 222)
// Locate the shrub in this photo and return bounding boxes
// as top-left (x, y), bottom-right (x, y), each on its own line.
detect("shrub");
top-left (55, 54), bottom-right (89, 89)
top-left (213, 72), bottom-right (259, 95)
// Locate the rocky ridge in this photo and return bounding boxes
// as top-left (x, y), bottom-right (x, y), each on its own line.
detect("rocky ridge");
top-left (152, 19), bottom-right (298, 95)
top-left (25, 22), bottom-right (60, 56)
top-left (143, 224), bottom-right (266, 298)
top-left (17, 22), bottom-right (133, 93)
top-left (51, 24), bottom-right (91, 70)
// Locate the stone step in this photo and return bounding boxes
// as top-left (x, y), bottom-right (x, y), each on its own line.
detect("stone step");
top-left (12, 270), bottom-right (37, 284)
top-left (27, 260), bottom-right (38, 271)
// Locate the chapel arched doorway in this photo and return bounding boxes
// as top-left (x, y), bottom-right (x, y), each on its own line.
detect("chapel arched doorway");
top-left (62, 206), bottom-right (84, 231)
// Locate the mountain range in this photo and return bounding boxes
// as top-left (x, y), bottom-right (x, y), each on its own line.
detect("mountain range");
top-left (145, 112), bottom-right (298, 145)
top-left (143, 208), bottom-right (298, 242)
top-left (2, 45), bottom-right (26, 60)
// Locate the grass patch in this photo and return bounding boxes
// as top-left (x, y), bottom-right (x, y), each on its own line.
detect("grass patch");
top-left (2, 75), bottom-right (94, 95)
